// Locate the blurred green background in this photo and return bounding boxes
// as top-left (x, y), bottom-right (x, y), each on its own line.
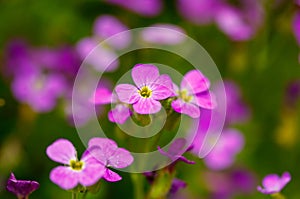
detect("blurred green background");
top-left (0, 0), bottom-right (300, 199)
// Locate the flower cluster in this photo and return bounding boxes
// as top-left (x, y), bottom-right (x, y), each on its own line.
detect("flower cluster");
top-left (46, 138), bottom-right (133, 190)
top-left (93, 64), bottom-right (216, 124)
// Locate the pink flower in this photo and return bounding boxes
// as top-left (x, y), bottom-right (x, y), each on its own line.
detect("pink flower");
top-left (204, 129), bottom-right (244, 170)
top-left (172, 70), bottom-right (216, 118)
top-left (46, 139), bottom-right (105, 190)
top-left (141, 24), bottom-right (186, 45)
top-left (88, 138), bottom-right (134, 182)
top-left (116, 64), bottom-right (173, 114)
top-left (92, 87), bottom-right (131, 124)
top-left (257, 172), bottom-right (291, 194)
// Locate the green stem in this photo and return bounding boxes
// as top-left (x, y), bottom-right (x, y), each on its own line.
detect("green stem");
top-left (72, 192), bottom-right (78, 199)
top-left (81, 192), bottom-right (88, 199)
top-left (131, 173), bottom-right (144, 199)
top-left (271, 193), bottom-right (286, 199)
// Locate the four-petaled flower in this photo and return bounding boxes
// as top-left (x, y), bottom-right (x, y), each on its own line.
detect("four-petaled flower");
top-left (88, 137), bottom-right (134, 182)
top-left (46, 139), bottom-right (105, 190)
top-left (172, 69), bottom-right (216, 118)
top-left (116, 64), bottom-right (173, 114)
top-left (92, 87), bottom-right (131, 124)
top-left (257, 172), bottom-right (291, 194)
top-left (6, 173), bottom-right (39, 199)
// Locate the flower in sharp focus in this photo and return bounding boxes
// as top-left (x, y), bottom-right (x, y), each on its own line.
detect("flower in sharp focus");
top-left (172, 69), bottom-right (216, 118)
top-left (257, 172), bottom-right (291, 194)
top-left (91, 87), bottom-right (131, 124)
top-left (88, 137), bottom-right (134, 182)
top-left (6, 173), bottom-right (39, 199)
top-left (46, 139), bottom-right (105, 190)
top-left (116, 64), bottom-right (173, 114)
top-left (158, 138), bottom-right (195, 165)
top-left (204, 129), bottom-right (244, 170)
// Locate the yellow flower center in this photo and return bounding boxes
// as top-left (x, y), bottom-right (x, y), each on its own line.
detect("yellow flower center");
top-left (139, 86), bottom-right (152, 98)
top-left (179, 90), bottom-right (193, 102)
top-left (70, 160), bottom-right (84, 171)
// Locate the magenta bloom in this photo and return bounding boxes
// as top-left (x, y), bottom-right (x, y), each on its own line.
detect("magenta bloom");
top-left (204, 129), bottom-right (244, 170)
top-left (257, 172), bottom-right (291, 194)
top-left (88, 137), bottom-right (134, 182)
top-left (116, 64), bottom-right (173, 114)
top-left (6, 173), bottom-right (39, 199)
top-left (46, 139), bottom-right (105, 190)
top-left (92, 87), bottom-right (131, 124)
top-left (107, 0), bottom-right (162, 17)
top-left (172, 70), bottom-right (216, 118)
top-left (141, 24), bottom-right (186, 45)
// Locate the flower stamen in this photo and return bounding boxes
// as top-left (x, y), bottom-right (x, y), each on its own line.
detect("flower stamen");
top-left (70, 160), bottom-right (84, 171)
top-left (179, 90), bottom-right (193, 102)
top-left (139, 86), bottom-right (152, 98)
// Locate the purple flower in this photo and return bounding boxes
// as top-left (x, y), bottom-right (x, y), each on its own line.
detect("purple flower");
top-left (46, 139), bottom-right (105, 190)
top-left (116, 64), bottom-right (173, 114)
top-left (141, 24), bottom-right (186, 45)
top-left (172, 70), bottom-right (216, 118)
top-left (204, 129), bottom-right (244, 170)
top-left (257, 172), bottom-right (291, 194)
top-left (88, 137), bottom-right (134, 182)
top-left (106, 0), bottom-right (162, 17)
top-left (169, 178), bottom-right (187, 195)
top-left (158, 138), bottom-right (195, 165)
top-left (92, 87), bottom-right (131, 124)
top-left (285, 80), bottom-right (300, 107)
top-left (6, 173), bottom-right (39, 199)
top-left (5, 42), bottom-right (72, 112)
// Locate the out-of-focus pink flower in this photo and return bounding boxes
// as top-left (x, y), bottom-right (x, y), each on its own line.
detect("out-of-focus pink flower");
top-left (116, 64), bottom-right (173, 114)
top-left (76, 15), bottom-right (130, 72)
top-left (204, 129), bottom-right (244, 170)
top-left (93, 15), bottom-right (131, 49)
top-left (88, 137), bottom-right (134, 182)
top-left (172, 70), bottom-right (216, 118)
top-left (177, 0), bottom-right (219, 24)
top-left (257, 172), bottom-right (291, 194)
top-left (204, 169), bottom-right (257, 199)
top-left (106, 0), bottom-right (162, 17)
top-left (141, 24), bottom-right (186, 45)
top-left (5, 41), bottom-right (78, 112)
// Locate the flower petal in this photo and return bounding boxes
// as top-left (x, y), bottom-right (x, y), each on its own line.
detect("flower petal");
top-left (46, 139), bottom-right (77, 165)
top-left (108, 148), bottom-right (134, 168)
top-left (115, 84), bottom-right (140, 104)
top-left (133, 98), bottom-right (162, 114)
top-left (181, 70), bottom-right (210, 94)
top-left (103, 169), bottom-right (122, 182)
top-left (150, 74), bottom-right (173, 100)
top-left (262, 174), bottom-right (281, 193)
top-left (88, 138), bottom-right (118, 165)
top-left (194, 91), bottom-right (217, 109)
top-left (280, 172), bottom-right (291, 188)
top-left (6, 173), bottom-right (39, 197)
top-left (78, 156), bottom-right (105, 187)
top-left (50, 166), bottom-right (79, 190)
top-left (108, 104), bottom-right (131, 124)
top-left (171, 99), bottom-right (200, 118)
top-left (132, 64), bottom-right (159, 88)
